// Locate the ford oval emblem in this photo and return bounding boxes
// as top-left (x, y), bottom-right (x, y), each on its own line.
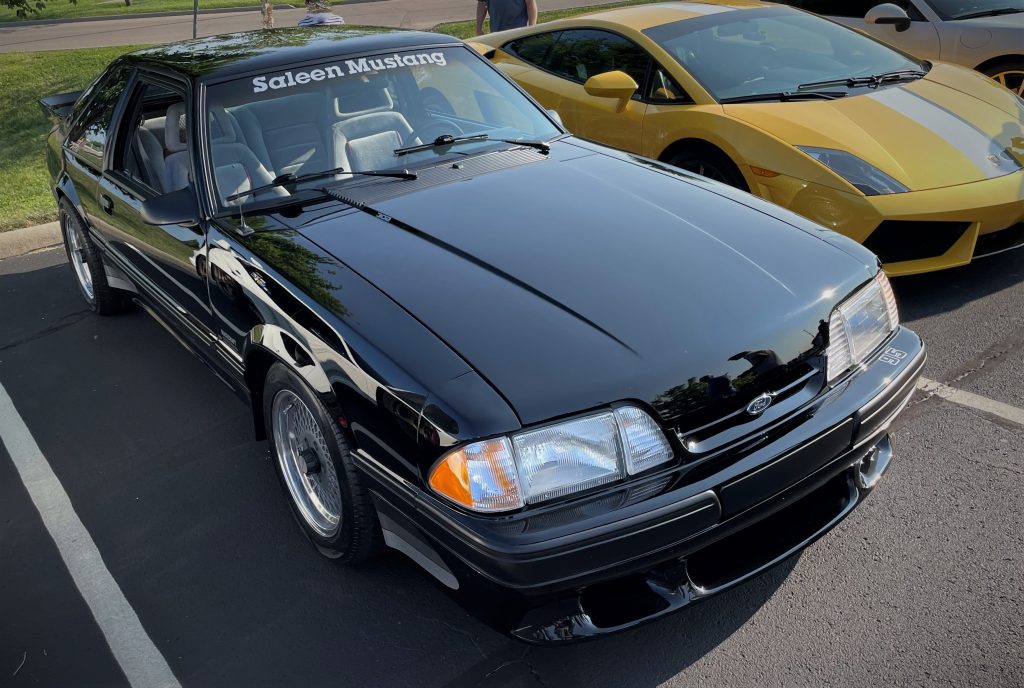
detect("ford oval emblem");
top-left (746, 393), bottom-right (774, 416)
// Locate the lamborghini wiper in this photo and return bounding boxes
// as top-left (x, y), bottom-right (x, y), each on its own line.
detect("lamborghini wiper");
top-left (227, 166), bottom-right (417, 202)
top-left (797, 69), bottom-right (927, 91)
top-left (720, 90), bottom-right (848, 103)
top-left (394, 133), bottom-right (551, 156)
top-left (954, 7), bottom-right (1023, 19)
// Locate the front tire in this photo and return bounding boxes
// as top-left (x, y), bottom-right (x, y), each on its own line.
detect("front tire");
top-left (263, 363), bottom-right (382, 563)
top-left (980, 58), bottom-right (1024, 98)
top-left (58, 198), bottom-right (129, 315)
top-left (667, 147), bottom-right (748, 191)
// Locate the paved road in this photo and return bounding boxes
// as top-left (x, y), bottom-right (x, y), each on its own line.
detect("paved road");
top-left (1, 245), bottom-right (1023, 687)
top-left (0, 0), bottom-right (618, 52)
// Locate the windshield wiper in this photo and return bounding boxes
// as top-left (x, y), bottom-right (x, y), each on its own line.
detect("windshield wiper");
top-left (955, 7), bottom-right (1023, 19)
top-left (720, 90), bottom-right (848, 103)
top-left (394, 133), bottom-right (551, 157)
top-left (227, 167), bottom-right (417, 202)
top-left (797, 69), bottom-right (927, 91)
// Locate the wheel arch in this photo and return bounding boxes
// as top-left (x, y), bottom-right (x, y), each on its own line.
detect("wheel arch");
top-left (974, 54), bottom-right (1024, 74)
top-left (242, 324), bottom-right (337, 442)
top-left (657, 138), bottom-right (751, 192)
top-left (54, 174), bottom-right (86, 220)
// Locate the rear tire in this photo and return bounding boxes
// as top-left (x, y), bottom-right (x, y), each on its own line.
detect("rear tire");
top-left (263, 363), bottom-right (383, 563)
top-left (58, 198), bottom-right (129, 315)
top-left (980, 58), bottom-right (1024, 98)
top-left (667, 146), bottom-right (748, 191)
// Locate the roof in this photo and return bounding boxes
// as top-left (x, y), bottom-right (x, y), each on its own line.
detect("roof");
top-left (123, 27), bottom-right (464, 80)
top-left (567, 1), bottom-right (768, 30)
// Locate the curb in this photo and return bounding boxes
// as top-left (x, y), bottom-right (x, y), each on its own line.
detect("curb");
top-left (0, 222), bottom-right (62, 261)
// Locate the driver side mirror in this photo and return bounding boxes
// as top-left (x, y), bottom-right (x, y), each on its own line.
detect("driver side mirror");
top-left (865, 3), bottom-right (912, 32)
top-left (141, 186), bottom-right (201, 226)
top-left (583, 70), bottom-right (638, 112)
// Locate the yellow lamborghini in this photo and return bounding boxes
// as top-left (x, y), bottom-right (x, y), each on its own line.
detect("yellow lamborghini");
top-left (471, 1), bottom-right (1024, 276)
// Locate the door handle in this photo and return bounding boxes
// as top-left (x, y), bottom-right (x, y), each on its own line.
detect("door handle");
top-left (100, 194), bottom-right (114, 214)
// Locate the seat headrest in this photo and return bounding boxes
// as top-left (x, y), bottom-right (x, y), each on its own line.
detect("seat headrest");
top-left (165, 103), bottom-right (188, 153)
top-left (333, 79), bottom-right (394, 118)
top-left (207, 106), bottom-right (237, 145)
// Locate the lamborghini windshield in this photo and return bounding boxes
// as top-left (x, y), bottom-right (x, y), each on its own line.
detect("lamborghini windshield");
top-left (926, 0), bottom-right (1024, 19)
top-left (204, 45), bottom-right (561, 208)
top-left (644, 6), bottom-right (927, 102)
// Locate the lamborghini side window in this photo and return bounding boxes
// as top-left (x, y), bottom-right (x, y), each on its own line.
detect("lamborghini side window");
top-left (546, 29), bottom-right (651, 89)
top-left (67, 64), bottom-right (130, 169)
top-left (646, 66), bottom-right (692, 104)
top-left (504, 31), bottom-right (561, 66)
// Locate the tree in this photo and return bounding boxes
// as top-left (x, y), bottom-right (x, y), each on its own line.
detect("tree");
top-left (2, 0), bottom-right (76, 17)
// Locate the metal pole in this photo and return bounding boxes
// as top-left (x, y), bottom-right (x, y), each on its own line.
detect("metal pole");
top-left (192, 0), bottom-right (198, 38)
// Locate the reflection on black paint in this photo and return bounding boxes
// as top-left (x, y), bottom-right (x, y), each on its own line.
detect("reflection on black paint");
top-left (243, 230), bottom-right (349, 318)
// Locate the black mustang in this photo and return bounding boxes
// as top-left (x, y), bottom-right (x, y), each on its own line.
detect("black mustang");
top-left (41, 27), bottom-right (924, 642)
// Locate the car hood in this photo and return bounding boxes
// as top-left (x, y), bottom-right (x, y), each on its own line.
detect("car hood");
top-left (724, 65), bottom-right (1024, 192)
top-left (293, 142), bottom-right (874, 429)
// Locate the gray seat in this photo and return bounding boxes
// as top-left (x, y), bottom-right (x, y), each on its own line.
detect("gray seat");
top-left (164, 102), bottom-right (191, 191)
top-left (229, 93), bottom-right (330, 177)
top-left (208, 105), bottom-right (286, 206)
top-left (332, 111), bottom-right (414, 173)
top-left (135, 126), bottom-right (167, 192)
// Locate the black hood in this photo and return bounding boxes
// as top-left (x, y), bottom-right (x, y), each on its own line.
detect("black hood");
top-left (289, 142), bottom-right (875, 430)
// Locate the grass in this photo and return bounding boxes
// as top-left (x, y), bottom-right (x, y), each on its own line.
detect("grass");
top-left (432, 0), bottom-right (665, 38)
top-left (0, 45), bottom-right (142, 232)
top-left (0, 0), bottom-right (268, 23)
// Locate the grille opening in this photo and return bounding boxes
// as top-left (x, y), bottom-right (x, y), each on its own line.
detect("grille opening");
top-left (686, 473), bottom-right (853, 591)
top-left (974, 223), bottom-right (1024, 257)
top-left (863, 221), bottom-right (970, 264)
top-left (579, 574), bottom-right (671, 628)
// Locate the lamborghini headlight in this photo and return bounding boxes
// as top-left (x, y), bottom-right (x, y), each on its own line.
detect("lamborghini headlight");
top-left (826, 272), bottom-right (900, 383)
top-left (797, 146), bottom-right (910, 195)
top-left (428, 407), bottom-right (674, 512)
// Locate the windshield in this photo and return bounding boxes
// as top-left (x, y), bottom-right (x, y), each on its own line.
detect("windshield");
top-left (204, 45), bottom-right (561, 209)
top-left (925, 0), bottom-right (1024, 19)
top-left (643, 7), bottom-right (926, 102)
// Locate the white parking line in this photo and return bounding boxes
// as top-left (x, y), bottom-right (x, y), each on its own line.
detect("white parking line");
top-left (0, 382), bottom-right (182, 688)
top-left (917, 377), bottom-right (1024, 427)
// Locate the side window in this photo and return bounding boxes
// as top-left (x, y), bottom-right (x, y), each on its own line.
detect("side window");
top-left (114, 79), bottom-right (189, 195)
top-left (646, 66), bottom-right (692, 104)
top-left (67, 64), bottom-right (130, 168)
top-left (546, 29), bottom-right (651, 89)
top-left (504, 31), bottom-right (560, 67)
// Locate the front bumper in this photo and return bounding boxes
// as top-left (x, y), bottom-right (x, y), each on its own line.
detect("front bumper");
top-left (354, 327), bottom-right (925, 641)
top-left (756, 169), bottom-right (1024, 276)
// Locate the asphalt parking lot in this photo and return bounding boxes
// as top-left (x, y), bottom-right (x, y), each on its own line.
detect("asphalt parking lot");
top-left (1, 244), bottom-right (1023, 687)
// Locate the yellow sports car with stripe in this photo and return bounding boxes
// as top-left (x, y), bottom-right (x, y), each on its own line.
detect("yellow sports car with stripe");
top-left (471, 1), bottom-right (1024, 275)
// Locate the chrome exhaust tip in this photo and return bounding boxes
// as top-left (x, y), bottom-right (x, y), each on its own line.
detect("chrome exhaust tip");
top-left (855, 435), bottom-right (893, 490)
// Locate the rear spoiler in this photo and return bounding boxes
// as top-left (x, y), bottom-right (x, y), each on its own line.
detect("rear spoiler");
top-left (39, 90), bottom-right (83, 120)
top-left (464, 40), bottom-right (496, 59)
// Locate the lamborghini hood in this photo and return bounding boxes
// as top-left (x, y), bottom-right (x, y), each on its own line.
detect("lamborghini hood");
top-left (724, 63), bottom-right (1024, 192)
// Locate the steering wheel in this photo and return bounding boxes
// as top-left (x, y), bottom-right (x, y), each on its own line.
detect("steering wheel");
top-left (408, 119), bottom-right (466, 146)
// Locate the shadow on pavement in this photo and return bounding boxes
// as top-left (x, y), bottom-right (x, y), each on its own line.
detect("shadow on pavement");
top-left (891, 245), bottom-right (1024, 321)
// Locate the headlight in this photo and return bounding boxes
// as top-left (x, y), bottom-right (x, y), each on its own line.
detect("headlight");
top-left (826, 272), bottom-right (900, 383)
top-left (797, 146), bottom-right (909, 196)
top-left (428, 406), bottom-right (674, 512)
